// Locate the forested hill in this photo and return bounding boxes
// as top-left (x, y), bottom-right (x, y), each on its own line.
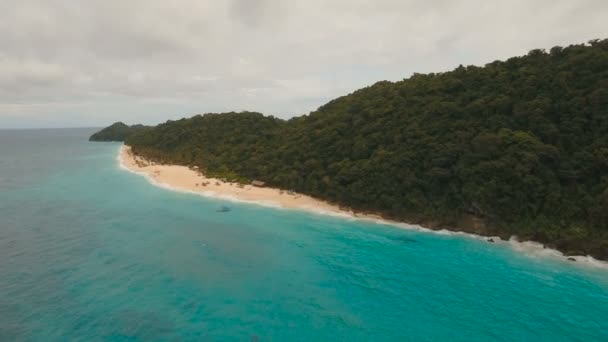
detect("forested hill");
top-left (89, 122), bottom-right (149, 141)
top-left (122, 39), bottom-right (608, 260)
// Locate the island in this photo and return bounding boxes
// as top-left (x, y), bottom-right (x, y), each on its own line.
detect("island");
top-left (89, 122), bottom-right (149, 142)
top-left (92, 39), bottom-right (608, 261)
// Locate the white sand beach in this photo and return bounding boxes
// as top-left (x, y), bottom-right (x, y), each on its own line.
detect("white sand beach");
top-left (119, 145), bottom-right (362, 217)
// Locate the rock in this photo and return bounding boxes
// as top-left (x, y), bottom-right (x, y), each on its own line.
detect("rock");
top-left (567, 257), bottom-right (576, 262)
top-left (487, 238), bottom-right (495, 243)
top-left (393, 236), bottom-right (417, 244)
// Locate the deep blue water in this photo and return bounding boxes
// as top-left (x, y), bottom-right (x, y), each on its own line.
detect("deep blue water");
top-left (0, 128), bottom-right (607, 341)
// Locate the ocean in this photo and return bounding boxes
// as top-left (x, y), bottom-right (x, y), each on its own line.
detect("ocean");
top-left (0, 128), bottom-right (607, 341)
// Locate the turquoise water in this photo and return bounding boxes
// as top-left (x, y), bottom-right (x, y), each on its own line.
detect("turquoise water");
top-left (0, 128), bottom-right (607, 341)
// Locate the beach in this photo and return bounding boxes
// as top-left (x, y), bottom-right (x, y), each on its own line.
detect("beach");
top-left (119, 145), bottom-right (358, 217)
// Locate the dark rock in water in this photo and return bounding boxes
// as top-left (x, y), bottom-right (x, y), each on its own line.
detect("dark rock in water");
top-left (216, 206), bottom-right (231, 213)
top-left (487, 238), bottom-right (495, 243)
top-left (568, 257), bottom-right (576, 262)
top-left (392, 236), bottom-right (417, 244)
top-left (110, 310), bottom-right (176, 340)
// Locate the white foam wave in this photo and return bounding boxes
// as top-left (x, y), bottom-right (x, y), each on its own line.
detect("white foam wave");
top-left (116, 145), bottom-right (608, 270)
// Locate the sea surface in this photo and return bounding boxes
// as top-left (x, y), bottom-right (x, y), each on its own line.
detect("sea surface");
top-left (0, 128), bottom-right (607, 341)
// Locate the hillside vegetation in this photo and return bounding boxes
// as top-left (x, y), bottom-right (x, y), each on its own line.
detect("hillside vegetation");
top-left (117, 40), bottom-right (607, 259)
top-left (89, 122), bottom-right (149, 141)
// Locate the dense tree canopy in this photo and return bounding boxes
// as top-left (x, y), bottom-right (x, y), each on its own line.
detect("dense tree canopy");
top-left (114, 40), bottom-right (608, 259)
top-left (89, 122), bottom-right (149, 142)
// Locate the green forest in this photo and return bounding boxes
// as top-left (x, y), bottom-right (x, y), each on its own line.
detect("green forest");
top-left (95, 39), bottom-right (608, 260)
top-left (89, 122), bottom-right (149, 142)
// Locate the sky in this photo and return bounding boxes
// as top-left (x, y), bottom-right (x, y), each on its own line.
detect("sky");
top-left (0, 0), bottom-right (606, 128)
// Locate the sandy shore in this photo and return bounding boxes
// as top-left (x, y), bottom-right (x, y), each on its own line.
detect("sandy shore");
top-left (119, 145), bottom-right (363, 217)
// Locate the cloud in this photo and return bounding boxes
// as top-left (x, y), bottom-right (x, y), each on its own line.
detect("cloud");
top-left (0, 0), bottom-right (606, 128)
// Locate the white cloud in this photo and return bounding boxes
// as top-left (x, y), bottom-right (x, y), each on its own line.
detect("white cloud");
top-left (0, 0), bottom-right (606, 128)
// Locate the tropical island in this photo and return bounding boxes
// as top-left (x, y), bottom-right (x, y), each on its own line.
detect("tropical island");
top-left (92, 39), bottom-right (608, 260)
top-left (89, 122), bottom-right (149, 142)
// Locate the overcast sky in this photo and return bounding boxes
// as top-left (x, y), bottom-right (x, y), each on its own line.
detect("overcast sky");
top-left (0, 0), bottom-right (606, 128)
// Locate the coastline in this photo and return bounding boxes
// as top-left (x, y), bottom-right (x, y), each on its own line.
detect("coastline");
top-left (118, 145), bottom-right (608, 270)
top-left (119, 145), bottom-right (362, 218)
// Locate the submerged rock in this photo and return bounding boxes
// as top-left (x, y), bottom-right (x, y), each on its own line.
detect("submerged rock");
top-left (389, 235), bottom-right (417, 244)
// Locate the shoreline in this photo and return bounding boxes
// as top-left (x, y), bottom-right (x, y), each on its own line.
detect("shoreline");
top-left (117, 145), bottom-right (608, 270)
top-left (119, 145), bottom-right (366, 218)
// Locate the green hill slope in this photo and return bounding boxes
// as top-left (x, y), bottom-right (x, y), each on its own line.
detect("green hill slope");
top-left (89, 122), bottom-right (149, 142)
top-left (122, 39), bottom-right (608, 259)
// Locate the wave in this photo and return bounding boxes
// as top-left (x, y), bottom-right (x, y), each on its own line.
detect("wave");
top-left (116, 145), bottom-right (608, 270)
